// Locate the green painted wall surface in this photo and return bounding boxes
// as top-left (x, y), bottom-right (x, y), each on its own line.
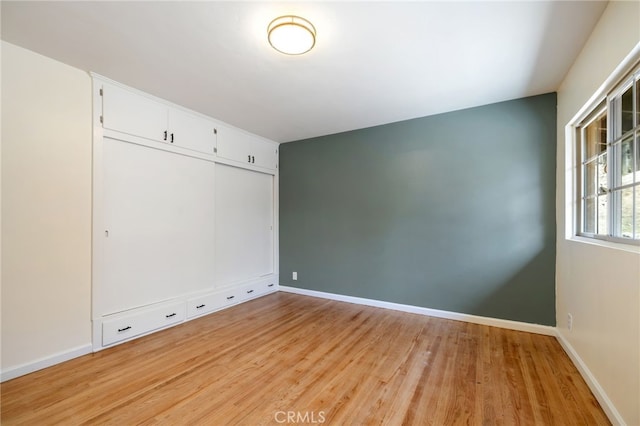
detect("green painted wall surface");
top-left (279, 93), bottom-right (557, 325)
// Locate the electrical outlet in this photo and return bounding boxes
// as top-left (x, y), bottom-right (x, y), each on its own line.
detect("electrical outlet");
top-left (567, 313), bottom-right (573, 331)
top-left (292, 272), bottom-right (298, 281)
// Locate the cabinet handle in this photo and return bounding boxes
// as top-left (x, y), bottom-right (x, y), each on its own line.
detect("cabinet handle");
top-left (248, 155), bottom-right (251, 163)
top-left (164, 130), bottom-right (168, 141)
top-left (170, 133), bottom-right (174, 143)
top-left (252, 155), bottom-right (255, 163)
top-left (196, 304), bottom-right (205, 309)
top-left (226, 296), bottom-right (235, 300)
top-left (247, 289), bottom-right (254, 294)
top-left (117, 326), bottom-right (132, 332)
top-left (165, 313), bottom-right (177, 318)
top-left (268, 284), bottom-right (274, 287)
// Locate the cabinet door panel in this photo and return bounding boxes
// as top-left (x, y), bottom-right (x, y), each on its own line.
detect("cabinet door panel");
top-left (217, 126), bottom-right (278, 170)
top-left (169, 108), bottom-right (217, 155)
top-left (216, 125), bottom-right (252, 164)
top-left (252, 139), bottom-right (278, 170)
top-left (215, 164), bottom-right (274, 286)
top-left (102, 83), bottom-right (168, 142)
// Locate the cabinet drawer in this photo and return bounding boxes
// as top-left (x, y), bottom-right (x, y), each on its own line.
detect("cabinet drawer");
top-left (102, 301), bottom-right (185, 346)
top-left (239, 281), bottom-right (277, 301)
top-left (187, 288), bottom-right (240, 318)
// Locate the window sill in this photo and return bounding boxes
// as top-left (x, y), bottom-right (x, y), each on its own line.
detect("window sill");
top-left (567, 235), bottom-right (640, 254)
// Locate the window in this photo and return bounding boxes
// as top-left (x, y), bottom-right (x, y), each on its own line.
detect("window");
top-left (577, 64), bottom-right (640, 243)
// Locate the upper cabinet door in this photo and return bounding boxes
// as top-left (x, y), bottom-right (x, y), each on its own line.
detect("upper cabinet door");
top-left (217, 125), bottom-right (278, 171)
top-left (251, 138), bottom-right (278, 170)
top-left (216, 125), bottom-right (253, 164)
top-left (101, 83), bottom-right (168, 142)
top-left (168, 108), bottom-right (217, 155)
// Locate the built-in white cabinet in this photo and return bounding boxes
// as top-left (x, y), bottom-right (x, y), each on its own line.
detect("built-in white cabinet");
top-left (92, 75), bottom-right (279, 351)
top-left (101, 82), bottom-right (217, 156)
top-left (217, 125), bottom-right (278, 170)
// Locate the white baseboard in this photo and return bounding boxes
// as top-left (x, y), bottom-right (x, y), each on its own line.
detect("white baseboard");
top-left (555, 330), bottom-right (626, 426)
top-left (1, 344), bottom-right (92, 383)
top-left (279, 286), bottom-right (555, 336)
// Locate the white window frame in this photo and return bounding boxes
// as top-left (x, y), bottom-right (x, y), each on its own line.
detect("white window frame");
top-left (569, 45), bottom-right (640, 247)
top-left (607, 75), bottom-right (639, 241)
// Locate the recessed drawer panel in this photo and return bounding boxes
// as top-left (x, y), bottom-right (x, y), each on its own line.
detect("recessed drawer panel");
top-left (239, 281), bottom-right (277, 301)
top-left (102, 301), bottom-right (185, 346)
top-left (187, 288), bottom-right (241, 318)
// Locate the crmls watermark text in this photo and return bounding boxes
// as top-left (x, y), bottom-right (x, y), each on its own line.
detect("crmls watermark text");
top-left (274, 410), bottom-right (326, 424)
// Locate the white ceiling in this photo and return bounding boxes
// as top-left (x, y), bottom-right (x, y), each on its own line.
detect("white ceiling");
top-left (1, 1), bottom-right (607, 143)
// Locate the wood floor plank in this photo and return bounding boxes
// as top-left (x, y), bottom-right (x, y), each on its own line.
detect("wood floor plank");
top-left (0, 293), bottom-right (610, 425)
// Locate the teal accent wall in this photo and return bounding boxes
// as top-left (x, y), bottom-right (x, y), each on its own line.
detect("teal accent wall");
top-left (279, 93), bottom-right (557, 325)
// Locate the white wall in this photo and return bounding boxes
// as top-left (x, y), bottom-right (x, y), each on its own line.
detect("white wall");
top-left (1, 41), bottom-right (92, 378)
top-left (556, 2), bottom-right (640, 425)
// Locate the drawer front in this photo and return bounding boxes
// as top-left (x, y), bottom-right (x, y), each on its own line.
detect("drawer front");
top-left (187, 293), bottom-right (218, 318)
top-left (187, 288), bottom-right (241, 318)
top-left (240, 281), bottom-right (277, 301)
top-left (102, 302), bottom-right (185, 346)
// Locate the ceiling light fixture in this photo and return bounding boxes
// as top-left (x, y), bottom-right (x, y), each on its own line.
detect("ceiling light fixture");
top-left (267, 15), bottom-right (316, 55)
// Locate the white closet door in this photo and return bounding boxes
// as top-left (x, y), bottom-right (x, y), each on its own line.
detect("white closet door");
top-left (215, 164), bottom-right (274, 286)
top-left (99, 138), bottom-right (216, 316)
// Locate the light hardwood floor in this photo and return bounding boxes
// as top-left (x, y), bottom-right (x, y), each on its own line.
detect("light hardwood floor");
top-left (1, 292), bottom-right (609, 425)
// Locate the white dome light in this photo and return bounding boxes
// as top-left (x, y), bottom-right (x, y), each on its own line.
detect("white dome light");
top-left (267, 15), bottom-right (316, 55)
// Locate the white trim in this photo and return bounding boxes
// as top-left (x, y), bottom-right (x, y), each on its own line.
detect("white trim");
top-left (555, 330), bottom-right (626, 426)
top-left (566, 41), bottom-right (640, 248)
top-left (279, 286), bottom-right (555, 336)
top-left (568, 41), bottom-right (640, 127)
top-left (0, 344), bottom-right (92, 383)
top-left (567, 235), bottom-right (640, 254)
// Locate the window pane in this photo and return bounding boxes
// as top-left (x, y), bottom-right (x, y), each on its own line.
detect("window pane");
top-left (616, 135), bottom-right (634, 187)
top-left (585, 160), bottom-right (596, 196)
top-left (597, 153), bottom-right (608, 194)
top-left (636, 132), bottom-right (640, 183)
top-left (584, 197), bottom-right (596, 234)
top-left (636, 186), bottom-right (640, 239)
top-left (585, 112), bottom-right (607, 159)
top-left (615, 188), bottom-right (634, 238)
top-left (621, 85), bottom-right (633, 134)
top-left (636, 79), bottom-right (640, 128)
top-left (597, 194), bottom-right (608, 235)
